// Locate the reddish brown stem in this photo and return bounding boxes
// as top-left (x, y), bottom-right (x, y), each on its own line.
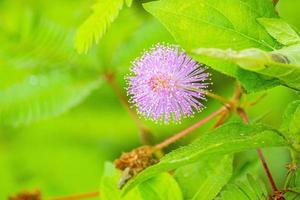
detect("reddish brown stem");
top-left (257, 149), bottom-right (279, 193)
top-left (46, 191), bottom-right (99, 200)
top-left (104, 72), bottom-right (153, 144)
top-left (155, 106), bottom-right (227, 150)
top-left (212, 111), bottom-right (229, 128)
top-left (237, 108), bottom-right (279, 194)
top-left (273, 0), bottom-right (279, 6)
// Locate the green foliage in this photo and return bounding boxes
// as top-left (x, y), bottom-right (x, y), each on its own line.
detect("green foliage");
top-left (1, 0), bottom-right (300, 199)
top-left (0, 71), bottom-right (100, 126)
top-left (122, 122), bottom-right (287, 194)
top-left (94, 6), bottom-right (144, 69)
top-left (174, 155), bottom-right (233, 200)
top-left (193, 44), bottom-right (300, 91)
top-left (219, 174), bottom-right (268, 200)
top-left (258, 18), bottom-right (300, 46)
top-left (100, 162), bottom-right (141, 200)
top-left (138, 173), bottom-right (183, 200)
top-left (112, 19), bottom-right (174, 69)
top-left (143, 0), bottom-right (282, 92)
top-left (100, 162), bottom-right (182, 200)
top-left (278, 0), bottom-right (300, 31)
top-left (75, 0), bottom-right (124, 54)
top-left (125, 0), bottom-right (133, 7)
top-left (283, 166), bottom-right (300, 199)
top-left (281, 100), bottom-right (300, 151)
top-left (230, 151), bottom-right (260, 182)
top-left (0, 14), bottom-right (102, 126)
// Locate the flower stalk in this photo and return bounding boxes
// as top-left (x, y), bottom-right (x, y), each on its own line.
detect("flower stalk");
top-left (154, 106), bottom-right (228, 150)
top-left (155, 84), bottom-right (243, 150)
top-left (205, 91), bottom-right (233, 106)
top-left (104, 71), bottom-right (154, 145)
top-left (273, 0), bottom-right (279, 6)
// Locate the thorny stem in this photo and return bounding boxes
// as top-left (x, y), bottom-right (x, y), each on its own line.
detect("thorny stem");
top-left (104, 71), bottom-right (153, 145)
top-left (45, 191), bottom-right (99, 200)
top-left (237, 108), bottom-right (279, 194)
top-left (155, 106), bottom-right (228, 150)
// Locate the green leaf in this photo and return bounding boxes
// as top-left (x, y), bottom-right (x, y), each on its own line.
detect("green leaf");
top-left (258, 18), bottom-right (300, 46)
top-left (112, 19), bottom-right (174, 69)
top-left (100, 162), bottom-right (182, 200)
top-left (138, 173), bottom-right (183, 200)
top-left (0, 19), bottom-right (78, 71)
top-left (283, 166), bottom-right (300, 199)
top-left (218, 185), bottom-right (248, 200)
top-left (281, 100), bottom-right (300, 151)
top-left (96, 6), bottom-right (144, 68)
top-left (122, 122), bottom-right (287, 194)
top-left (230, 151), bottom-right (260, 182)
top-left (219, 174), bottom-right (267, 200)
top-left (125, 0), bottom-right (133, 7)
top-left (174, 155), bottom-right (233, 200)
top-left (100, 162), bottom-right (142, 200)
top-left (0, 15), bottom-right (102, 126)
top-left (143, 0), bottom-right (281, 92)
top-left (0, 71), bottom-right (100, 126)
top-left (193, 45), bottom-right (300, 91)
top-left (75, 0), bottom-right (124, 54)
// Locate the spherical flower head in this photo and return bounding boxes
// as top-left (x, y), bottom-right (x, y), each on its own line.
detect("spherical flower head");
top-left (127, 44), bottom-right (210, 123)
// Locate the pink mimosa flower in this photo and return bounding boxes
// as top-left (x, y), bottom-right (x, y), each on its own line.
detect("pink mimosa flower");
top-left (127, 44), bottom-right (210, 123)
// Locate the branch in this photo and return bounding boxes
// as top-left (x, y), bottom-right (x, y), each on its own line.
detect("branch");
top-left (155, 106), bottom-right (227, 150)
top-left (273, 0), bottom-right (279, 6)
top-left (155, 83), bottom-right (243, 150)
top-left (104, 71), bottom-right (154, 145)
top-left (206, 91), bottom-right (233, 107)
top-left (237, 108), bottom-right (279, 194)
top-left (212, 111), bottom-right (229, 128)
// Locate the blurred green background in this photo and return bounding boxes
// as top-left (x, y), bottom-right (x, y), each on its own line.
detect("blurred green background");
top-left (0, 0), bottom-right (299, 199)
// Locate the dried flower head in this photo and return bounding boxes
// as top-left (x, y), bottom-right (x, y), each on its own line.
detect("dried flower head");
top-left (127, 44), bottom-right (210, 123)
top-left (8, 190), bottom-right (41, 200)
top-left (115, 146), bottom-right (158, 188)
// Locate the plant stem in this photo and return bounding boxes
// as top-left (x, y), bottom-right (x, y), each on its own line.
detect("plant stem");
top-left (206, 91), bottom-right (233, 107)
top-left (182, 85), bottom-right (232, 106)
top-left (273, 0), bottom-right (279, 6)
top-left (212, 111), bottom-right (229, 128)
top-left (237, 108), bottom-right (279, 193)
top-left (45, 191), bottom-right (99, 200)
top-left (212, 84), bottom-right (243, 128)
top-left (155, 106), bottom-right (228, 150)
top-left (104, 71), bottom-right (153, 144)
top-left (257, 149), bottom-right (279, 193)
top-left (155, 84), bottom-right (243, 150)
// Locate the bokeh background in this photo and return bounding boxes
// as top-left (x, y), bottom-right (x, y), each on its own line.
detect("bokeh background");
top-left (0, 0), bottom-right (299, 199)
